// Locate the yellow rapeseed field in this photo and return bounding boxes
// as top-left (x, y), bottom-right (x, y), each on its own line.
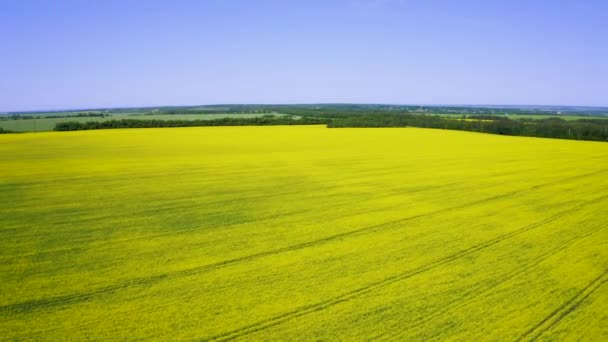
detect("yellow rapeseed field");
top-left (0, 126), bottom-right (607, 340)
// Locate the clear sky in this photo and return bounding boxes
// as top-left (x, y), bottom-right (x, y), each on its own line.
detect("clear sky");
top-left (1, 0), bottom-right (607, 112)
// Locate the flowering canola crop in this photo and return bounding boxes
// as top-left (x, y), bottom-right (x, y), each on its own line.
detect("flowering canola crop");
top-left (0, 126), bottom-right (607, 340)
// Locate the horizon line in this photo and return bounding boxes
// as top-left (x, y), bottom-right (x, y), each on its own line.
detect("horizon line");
top-left (4, 102), bottom-right (608, 114)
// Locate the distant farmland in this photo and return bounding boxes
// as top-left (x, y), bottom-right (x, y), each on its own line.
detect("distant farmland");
top-left (1, 126), bottom-right (606, 340)
top-left (0, 112), bottom-right (285, 132)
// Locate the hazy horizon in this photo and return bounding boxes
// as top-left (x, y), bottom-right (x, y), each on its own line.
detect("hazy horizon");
top-left (2, 0), bottom-right (607, 112)
top-left (4, 102), bottom-right (608, 115)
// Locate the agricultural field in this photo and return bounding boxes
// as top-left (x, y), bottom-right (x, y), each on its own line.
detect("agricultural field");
top-left (0, 113), bottom-right (284, 132)
top-left (0, 125), bottom-right (607, 340)
top-left (437, 113), bottom-right (608, 121)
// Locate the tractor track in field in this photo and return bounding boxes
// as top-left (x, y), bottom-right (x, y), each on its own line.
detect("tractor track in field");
top-left (202, 194), bottom-right (608, 341)
top-left (141, 169), bottom-right (608, 279)
top-left (372, 221), bottom-right (606, 341)
top-left (518, 269), bottom-right (608, 341)
top-left (0, 171), bottom-right (605, 316)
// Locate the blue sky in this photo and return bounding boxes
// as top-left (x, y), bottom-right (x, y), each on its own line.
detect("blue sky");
top-left (1, 0), bottom-right (607, 111)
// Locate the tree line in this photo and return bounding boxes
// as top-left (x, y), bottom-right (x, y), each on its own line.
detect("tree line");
top-left (327, 114), bottom-right (608, 142)
top-left (54, 116), bottom-right (327, 131)
top-left (46, 112), bottom-right (608, 142)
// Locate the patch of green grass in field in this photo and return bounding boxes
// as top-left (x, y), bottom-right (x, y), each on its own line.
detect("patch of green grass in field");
top-left (0, 126), bottom-right (607, 340)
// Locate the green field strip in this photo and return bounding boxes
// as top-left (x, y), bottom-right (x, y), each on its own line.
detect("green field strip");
top-left (0, 113), bottom-right (282, 132)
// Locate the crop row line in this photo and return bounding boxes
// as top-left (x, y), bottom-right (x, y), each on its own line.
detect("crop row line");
top-left (202, 194), bottom-right (608, 341)
top-left (518, 269), bottom-right (608, 341)
top-left (375, 221), bottom-right (606, 341)
top-left (0, 170), bottom-right (604, 315)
